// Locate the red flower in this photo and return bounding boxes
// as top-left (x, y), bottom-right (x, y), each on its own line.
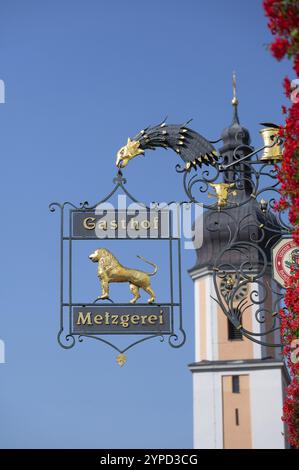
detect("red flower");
top-left (282, 378), bottom-right (299, 448)
top-left (283, 76), bottom-right (291, 97)
top-left (270, 37), bottom-right (289, 60)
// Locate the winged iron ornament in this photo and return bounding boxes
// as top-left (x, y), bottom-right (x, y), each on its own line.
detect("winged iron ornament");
top-left (116, 119), bottom-right (218, 171)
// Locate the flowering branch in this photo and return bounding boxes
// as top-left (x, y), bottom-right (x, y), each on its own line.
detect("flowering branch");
top-left (263, 0), bottom-right (299, 449)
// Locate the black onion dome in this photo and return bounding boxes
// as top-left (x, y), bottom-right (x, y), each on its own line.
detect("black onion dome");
top-left (220, 102), bottom-right (251, 161)
top-left (220, 120), bottom-right (251, 153)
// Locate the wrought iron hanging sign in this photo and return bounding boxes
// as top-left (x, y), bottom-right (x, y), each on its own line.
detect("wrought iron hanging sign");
top-left (50, 173), bottom-right (185, 365)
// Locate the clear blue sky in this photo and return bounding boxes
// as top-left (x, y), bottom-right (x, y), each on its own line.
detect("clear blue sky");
top-left (0, 0), bottom-right (292, 448)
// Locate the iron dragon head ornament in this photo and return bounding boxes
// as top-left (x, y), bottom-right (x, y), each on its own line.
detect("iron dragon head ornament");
top-left (116, 73), bottom-right (283, 173)
top-left (116, 137), bottom-right (145, 168)
top-left (116, 118), bottom-right (219, 171)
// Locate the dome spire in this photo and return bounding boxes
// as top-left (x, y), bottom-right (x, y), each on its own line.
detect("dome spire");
top-left (220, 72), bottom-right (252, 190)
top-left (231, 71), bottom-right (240, 125)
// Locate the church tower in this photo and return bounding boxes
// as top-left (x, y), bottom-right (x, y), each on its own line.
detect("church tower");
top-left (188, 79), bottom-right (289, 449)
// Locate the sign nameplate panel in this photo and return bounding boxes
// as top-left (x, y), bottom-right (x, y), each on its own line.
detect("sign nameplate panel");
top-left (72, 305), bottom-right (171, 334)
top-left (72, 209), bottom-right (174, 239)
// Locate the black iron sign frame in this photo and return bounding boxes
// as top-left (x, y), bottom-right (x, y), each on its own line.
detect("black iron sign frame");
top-left (50, 173), bottom-right (185, 360)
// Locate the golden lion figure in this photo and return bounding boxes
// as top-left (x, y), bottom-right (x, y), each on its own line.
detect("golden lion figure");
top-left (89, 248), bottom-right (158, 304)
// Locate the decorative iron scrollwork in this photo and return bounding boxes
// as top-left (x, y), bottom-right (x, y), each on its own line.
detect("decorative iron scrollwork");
top-left (177, 134), bottom-right (289, 348)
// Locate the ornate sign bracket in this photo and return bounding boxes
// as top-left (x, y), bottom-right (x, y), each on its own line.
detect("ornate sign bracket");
top-left (177, 137), bottom-right (291, 348)
top-left (114, 115), bottom-right (292, 350)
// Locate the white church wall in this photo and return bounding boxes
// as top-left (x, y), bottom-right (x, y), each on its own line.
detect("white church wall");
top-left (250, 368), bottom-right (285, 449)
top-left (193, 371), bottom-right (223, 449)
top-left (194, 275), bottom-right (218, 363)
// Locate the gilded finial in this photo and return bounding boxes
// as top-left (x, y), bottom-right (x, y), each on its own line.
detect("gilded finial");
top-left (232, 71), bottom-right (238, 106)
top-left (117, 353), bottom-right (126, 367)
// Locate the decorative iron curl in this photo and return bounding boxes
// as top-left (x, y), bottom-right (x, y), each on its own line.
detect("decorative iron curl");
top-left (210, 209), bottom-right (283, 347)
top-left (57, 330), bottom-right (76, 349)
top-left (168, 329), bottom-right (186, 348)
